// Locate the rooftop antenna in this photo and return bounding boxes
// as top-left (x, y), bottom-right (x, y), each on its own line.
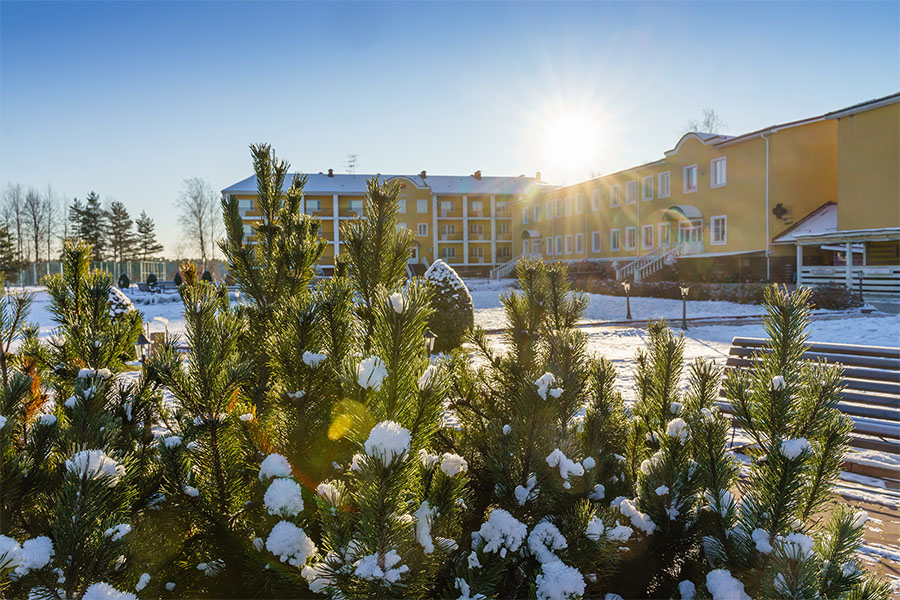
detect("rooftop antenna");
top-left (346, 154), bottom-right (359, 174)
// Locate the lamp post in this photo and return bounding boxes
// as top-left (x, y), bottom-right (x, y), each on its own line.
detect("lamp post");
top-left (680, 285), bottom-right (690, 330)
top-left (622, 282), bottom-right (632, 321)
top-left (134, 332), bottom-right (151, 367)
top-left (423, 329), bottom-right (436, 358)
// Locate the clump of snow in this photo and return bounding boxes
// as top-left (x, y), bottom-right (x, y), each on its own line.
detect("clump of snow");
top-left (165, 582), bottom-right (175, 591)
top-left (354, 549), bottom-right (408, 583)
top-left (589, 484), bottom-right (605, 501)
top-left (666, 418), bottom-right (689, 443)
top-left (108, 287), bottom-right (137, 318)
top-left (678, 580), bottom-right (696, 600)
top-left (417, 365), bottom-right (437, 390)
top-left (37, 413), bottom-right (57, 426)
top-left (301, 562), bottom-right (332, 594)
top-left (582, 456), bottom-right (596, 470)
top-left (364, 421), bottom-right (411, 466)
top-left (585, 517), bottom-right (605, 541)
top-left (316, 482), bottom-right (340, 505)
top-left (655, 485), bottom-right (669, 496)
top-left (534, 373), bottom-right (563, 400)
top-left (751, 529), bottom-right (773, 554)
top-left (514, 474), bottom-right (539, 506)
top-left (77, 368), bottom-right (113, 379)
top-left (135, 573), bottom-right (150, 592)
top-left (303, 351), bottom-right (327, 368)
top-left (266, 521), bottom-right (316, 567)
top-left (414, 501), bottom-right (434, 554)
top-left (66, 450), bottom-right (125, 486)
top-left (670, 401), bottom-right (682, 414)
top-left (357, 356), bottom-right (388, 391)
top-left (780, 532), bottom-right (814, 559)
top-left (161, 435), bottom-right (181, 448)
top-left (389, 292), bottom-right (404, 314)
top-left (239, 413), bottom-right (253, 422)
top-left (264, 478), bottom-right (305, 517)
top-left (82, 582), bottom-right (137, 600)
top-left (440, 452), bottom-right (468, 477)
top-left (259, 453), bottom-right (292, 480)
top-left (0, 415), bottom-right (6, 430)
top-left (62, 397), bottom-right (78, 409)
top-left (771, 375), bottom-right (786, 391)
top-left (617, 499), bottom-right (656, 535)
top-left (780, 438), bottom-right (810, 460)
top-left (606, 522), bottom-right (633, 542)
top-left (545, 449), bottom-right (585, 480)
top-left (418, 449), bottom-right (440, 468)
top-left (706, 569), bottom-right (749, 600)
top-left (535, 560), bottom-right (585, 600)
top-left (851, 510), bottom-right (868, 529)
top-left (16, 536), bottom-right (54, 575)
top-left (182, 485), bottom-right (200, 497)
top-left (502, 424), bottom-right (510, 435)
top-left (455, 578), bottom-right (486, 600)
top-left (104, 524), bottom-right (131, 542)
top-left (474, 509), bottom-right (528, 558)
top-left (0, 535), bottom-right (21, 570)
top-left (528, 522), bottom-right (567, 564)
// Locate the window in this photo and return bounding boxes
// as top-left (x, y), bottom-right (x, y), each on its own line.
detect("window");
top-left (531, 239), bottom-right (541, 254)
top-left (610, 229), bottom-right (621, 252)
top-left (306, 199), bottom-right (322, 212)
top-left (711, 157), bottom-right (727, 188)
top-left (472, 246), bottom-right (484, 259)
top-left (441, 200), bottom-right (454, 213)
top-left (546, 237), bottom-right (554, 256)
top-left (591, 189), bottom-right (602, 211)
top-left (496, 201), bottom-right (508, 216)
top-left (533, 205), bottom-right (540, 222)
top-left (498, 246), bottom-right (511, 260)
top-left (625, 226), bottom-right (636, 250)
top-left (469, 223), bottom-right (484, 237)
top-left (683, 165), bottom-right (698, 193)
top-left (410, 245), bottom-right (418, 261)
top-left (472, 200), bottom-right (483, 215)
top-left (641, 176), bottom-right (653, 201)
top-left (555, 198), bottom-right (563, 218)
top-left (497, 222), bottom-right (510, 235)
top-left (642, 224), bottom-right (654, 249)
top-left (575, 233), bottom-right (584, 254)
top-left (555, 236), bottom-right (562, 255)
top-left (523, 240), bottom-right (529, 255)
top-left (238, 198), bottom-right (254, 212)
top-left (658, 171), bottom-right (671, 198)
top-left (522, 209), bottom-right (529, 225)
top-left (575, 193), bottom-right (585, 214)
top-left (397, 199), bottom-right (406, 214)
top-left (711, 215), bottom-right (727, 245)
top-left (349, 199), bottom-right (364, 213)
top-left (417, 199), bottom-right (428, 213)
top-left (417, 223), bottom-right (428, 237)
top-left (565, 235), bottom-right (573, 254)
top-left (397, 222), bottom-right (406, 232)
top-left (564, 197), bottom-right (572, 217)
top-left (545, 201), bottom-right (552, 219)
top-left (242, 224), bottom-right (254, 239)
top-left (658, 223), bottom-right (670, 247)
top-left (625, 180), bottom-right (637, 204)
top-left (610, 184), bottom-right (621, 207)
top-left (591, 231), bottom-right (602, 252)
top-left (440, 247), bottom-right (456, 260)
top-left (440, 224), bottom-right (456, 238)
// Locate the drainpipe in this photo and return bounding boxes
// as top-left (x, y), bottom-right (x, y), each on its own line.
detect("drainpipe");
top-left (762, 132), bottom-right (771, 281)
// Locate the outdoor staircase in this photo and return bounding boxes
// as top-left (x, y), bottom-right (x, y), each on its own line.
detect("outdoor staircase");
top-left (490, 257), bottom-right (519, 280)
top-left (616, 242), bottom-right (696, 282)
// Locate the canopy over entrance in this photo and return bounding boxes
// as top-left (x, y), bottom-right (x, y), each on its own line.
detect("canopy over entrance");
top-left (521, 229), bottom-right (542, 239)
top-left (664, 205), bottom-right (703, 221)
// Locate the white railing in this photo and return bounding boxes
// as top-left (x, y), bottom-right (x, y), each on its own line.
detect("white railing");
top-left (615, 241), bottom-right (704, 281)
top-left (799, 265), bottom-right (900, 299)
top-left (490, 257), bottom-right (519, 280)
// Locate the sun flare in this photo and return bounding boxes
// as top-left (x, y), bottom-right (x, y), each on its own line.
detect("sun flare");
top-left (536, 108), bottom-right (606, 183)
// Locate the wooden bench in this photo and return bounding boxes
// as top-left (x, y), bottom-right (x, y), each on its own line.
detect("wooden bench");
top-left (719, 337), bottom-right (900, 455)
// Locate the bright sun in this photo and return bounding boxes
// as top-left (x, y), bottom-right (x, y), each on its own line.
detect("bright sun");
top-left (539, 110), bottom-right (604, 183)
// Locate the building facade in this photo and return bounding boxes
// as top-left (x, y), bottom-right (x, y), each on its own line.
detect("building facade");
top-left (221, 170), bottom-right (548, 275)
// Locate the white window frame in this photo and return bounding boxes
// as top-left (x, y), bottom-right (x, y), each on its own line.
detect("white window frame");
top-left (546, 237), bottom-right (554, 256)
top-left (575, 233), bottom-right (584, 254)
top-left (545, 201), bottom-right (552, 219)
top-left (472, 246), bottom-right (484, 259)
top-left (397, 199), bottom-right (406, 214)
top-left (625, 180), bottom-right (637, 205)
top-left (555, 198), bottom-right (563, 218)
top-left (472, 200), bottom-right (483, 214)
top-left (625, 226), bottom-right (636, 250)
top-left (397, 222), bottom-right (406, 232)
top-left (469, 223), bottom-right (484, 236)
top-left (641, 224), bottom-right (654, 249)
top-left (307, 199), bottom-right (322, 213)
top-left (522, 240), bottom-right (529, 255)
top-left (238, 198), bottom-right (255, 212)
top-left (564, 197), bottom-right (572, 217)
top-left (591, 231), bottom-right (602, 252)
top-left (441, 200), bottom-right (454, 212)
top-left (658, 222), bottom-right (670, 247)
top-left (532, 239), bottom-right (541, 254)
top-left (498, 245), bottom-right (511, 261)
top-left (683, 165), bottom-right (698, 193)
top-left (610, 185), bottom-right (621, 207)
top-left (497, 222), bottom-right (510, 236)
top-left (441, 246), bottom-right (456, 260)
top-left (658, 171), bottom-right (671, 198)
top-left (711, 157), bottom-right (727, 188)
top-left (641, 176), bottom-right (653, 201)
top-left (533, 205), bottom-right (540, 222)
top-left (565, 234), bottom-right (573, 255)
top-left (417, 198), bottom-right (428, 213)
top-left (711, 215), bottom-right (727, 245)
top-left (555, 235), bottom-right (562, 255)
top-left (440, 224), bottom-right (456, 237)
top-left (575, 193), bottom-right (585, 215)
top-left (417, 223), bottom-right (428, 237)
top-left (591, 189), bottom-right (602, 211)
top-left (610, 229), bottom-right (621, 252)
top-left (349, 199), bottom-right (364, 213)
top-left (522, 209), bottom-right (529, 225)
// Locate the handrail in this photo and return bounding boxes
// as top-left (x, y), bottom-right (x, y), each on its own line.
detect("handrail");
top-left (490, 257), bottom-right (519, 280)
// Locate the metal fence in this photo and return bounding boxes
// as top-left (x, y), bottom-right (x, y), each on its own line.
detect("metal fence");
top-left (10, 260), bottom-right (176, 287)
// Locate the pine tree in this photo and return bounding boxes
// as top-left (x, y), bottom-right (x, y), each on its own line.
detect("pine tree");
top-left (0, 223), bottom-right (22, 277)
top-left (135, 211), bottom-right (164, 260)
top-left (423, 260), bottom-right (474, 353)
top-left (106, 201), bottom-right (137, 264)
top-left (69, 192), bottom-right (108, 261)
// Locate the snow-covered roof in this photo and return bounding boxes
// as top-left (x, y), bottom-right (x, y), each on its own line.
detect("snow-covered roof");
top-left (773, 203), bottom-right (836, 244)
top-left (824, 92), bottom-right (900, 120)
top-left (222, 173), bottom-right (547, 196)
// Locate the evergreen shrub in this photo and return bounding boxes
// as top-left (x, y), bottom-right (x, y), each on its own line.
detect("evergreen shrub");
top-left (423, 259), bottom-right (474, 352)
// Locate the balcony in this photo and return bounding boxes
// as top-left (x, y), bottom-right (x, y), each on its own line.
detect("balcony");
top-left (469, 232), bottom-right (485, 241)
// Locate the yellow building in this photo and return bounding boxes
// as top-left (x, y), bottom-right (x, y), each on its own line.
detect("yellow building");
top-left (221, 169), bottom-right (548, 275)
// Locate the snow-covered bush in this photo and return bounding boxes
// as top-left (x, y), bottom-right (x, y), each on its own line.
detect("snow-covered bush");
top-left (423, 259), bottom-right (474, 352)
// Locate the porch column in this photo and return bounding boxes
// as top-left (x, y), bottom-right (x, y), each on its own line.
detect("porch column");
top-left (333, 194), bottom-right (340, 257)
top-left (490, 195), bottom-right (497, 265)
top-left (796, 244), bottom-right (803, 286)
top-left (462, 195), bottom-right (469, 265)
top-left (845, 241), bottom-right (853, 289)
top-left (432, 195), bottom-right (438, 262)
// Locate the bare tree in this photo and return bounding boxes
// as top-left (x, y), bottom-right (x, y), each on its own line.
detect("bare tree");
top-left (44, 185), bottom-right (60, 261)
top-left (2, 184), bottom-right (24, 261)
top-left (23, 188), bottom-right (47, 263)
top-left (175, 177), bottom-right (218, 269)
top-left (685, 108), bottom-right (727, 134)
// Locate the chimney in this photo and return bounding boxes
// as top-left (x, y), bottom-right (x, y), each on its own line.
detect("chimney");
top-left (535, 171), bottom-right (542, 181)
top-left (473, 170), bottom-right (482, 180)
top-left (327, 168), bottom-right (334, 177)
top-left (419, 170), bottom-right (427, 179)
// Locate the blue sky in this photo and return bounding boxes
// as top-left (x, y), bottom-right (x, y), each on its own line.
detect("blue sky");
top-left (1, 1), bottom-right (897, 255)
